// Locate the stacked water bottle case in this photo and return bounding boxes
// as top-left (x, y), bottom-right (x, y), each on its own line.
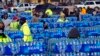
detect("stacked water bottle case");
top-left (48, 38), bottom-right (100, 56)
top-left (0, 37), bottom-right (100, 56)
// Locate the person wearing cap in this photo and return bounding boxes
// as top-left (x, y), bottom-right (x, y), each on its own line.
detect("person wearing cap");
top-left (19, 17), bottom-right (33, 42)
top-left (10, 16), bottom-right (19, 30)
top-left (57, 11), bottom-right (68, 22)
top-left (45, 8), bottom-right (53, 17)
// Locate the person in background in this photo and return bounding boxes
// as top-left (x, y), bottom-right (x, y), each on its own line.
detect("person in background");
top-left (41, 12), bottom-right (48, 18)
top-left (7, 2), bottom-right (13, 12)
top-left (4, 4), bottom-right (8, 9)
top-left (73, 7), bottom-right (80, 21)
top-left (40, 20), bottom-right (48, 29)
top-left (63, 8), bottom-right (69, 17)
top-left (81, 7), bottom-right (87, 15)
top-left (0, 20), bottom-right (12, 43)
top-left (93, 7), bottom-right (100, 16)
top-left (13, 9), bottom-right (18, 13)
top-left (39, 12), bottom-right (43, 18)
top-left (78, 7), bottom-right (83, 21)
top-left (25, 8), bottom-right (32, 13)
top-left (10, 16), bottom-right (19, 30)
top-left (68, 27), bottom-right (80, 38)
top-left (32, 8), bottom-right (39, 16)
top-left (25, 8), bottom-right (33, 16)
top-left (2, 13), bottom-right (12, 30)
top-left (69, 12), bottom-right (76, 17)
top-left (45, 8), bottom-right (53, 17)
top-left (7, 2), bottom-right (13, 8)
top-left (87, 6), bottom-right (94, 14)
top-left (57, 11), bottom-right (68, 22)
top-left (33, 14), bottom-right (40, 22)
top-left (33, 9), bottom-right (40, 17)
top-left (3, 4), bottom-right (8, 12)
top-left (19, 17), bottom-right (33, 42)
top-left (32, 8), bottom-right (35, 16)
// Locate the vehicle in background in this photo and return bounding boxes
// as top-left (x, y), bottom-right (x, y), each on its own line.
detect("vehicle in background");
top-left (10, 3), bottom-right (39, 12)
top-left (75, 1), bottom-right (100, 8)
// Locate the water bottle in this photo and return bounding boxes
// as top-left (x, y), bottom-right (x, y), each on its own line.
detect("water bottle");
top-left (34, 54), bottom-right (39, 56)
top-left (70, 53), bottom-right (73, 56)
top-left (97, 52), bottom-right (99, 56)
top-left (36, 42), bottom-right (39, 50)
top-left (65, 53), bottom-right (69, 56)
top-left (86, 53), bottom-right (90, 56)
top-left (76, 53), bottom-right (80, 56)
top-left (39, 42), bottom-right (43, 52)
top-left (79, 39), bottom-right (83, 45)
top-left (62, 41), bottom-right (66, 53)
top-left (0, 43), bottom-right (4, 55)
top-left (94, 52), bottom-right (97, 56)
top-left (94, 39), bottom-right (97, 44)
top-left (90, 39), bottom-right (93, 44)
top-left (59, 41), bottom-right (62, 53)
top-left (97, 52), bottom-right (100, 56)
top-left (97, 39), bottom-right (100, 44)
top-left (33, 41), bottom-right (36, 50)
top-left (79, 53), bottom-right (82, 56)
top-left (61, 53), bottom-right (66, 56)
top-left (77, 40), bottom-right (82, 52)
top-left (40, 54), bottom-right (44, 56)
top-left (59, 54), bottom-right (61, 56)
top-left (16, 42), bottom-right (20, 54)
top-left (55, 54), bottom-right (59, 56)
top-left (83, 39), bottom-right (87, 44)
top-left (72, 40), bottom-right (77, 52)
top-left (8, 42), bottom-right (20, 55)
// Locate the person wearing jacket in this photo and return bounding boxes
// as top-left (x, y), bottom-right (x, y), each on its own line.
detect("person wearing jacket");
top-left (0, 20), bottom-right (12, 43)
top-left (2, 13), bottom-right (12, 30)
top-left (57, 11), bottom-right (68, 22)
top-left (10, 16), bottom-right (19, 30)
top-left (19, 17), bottom-right (33, 42)
top-left (68, 27), bottom-right (80, 38)
top-left (45, 8), bottom-right (53, 17)
top-left (81, 7), bottom-right (87, 15)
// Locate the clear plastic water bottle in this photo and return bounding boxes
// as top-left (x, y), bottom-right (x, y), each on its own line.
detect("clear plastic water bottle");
top-left (77, 53), bottom-right (79, 56)
top-left (97, 52), bottom-right (100, 56)
top-left (0, 43), bottom-right (4, 55)
top-left (72, 40), bottom-right (77, 52)
top-left (65, 53), bottom-right (69, 56)
top-left (62, 41), bottom-right (66, 53)
top-left (86, 53), bottom-right (90, 56)
top-left (90, 39), bottom-right (93, 44)
top-left (58, 54), bottom-right (61, 56)
top-left (56, 54), bottom-right (59, 56)
top-left (94, 39), bottom-right (97, 44)
top-left (70, 53), bottom-right (73, 56)
top-left (61, 53), bottom-right (65, 56)
top-left (40, 54), bottom-right (44, 56)
top-left (8, 42), bottom-right (20, 55)
top-left (36, 42), bottom-right (39, 50)
top-left (77, 40), bottom-right (82, 52)
top-left (59, 42), bottom-right (62, 53)
top-left (94, 52), bottom-right (97, 56)
top-left (79, 53), bottom-right (82, 56)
